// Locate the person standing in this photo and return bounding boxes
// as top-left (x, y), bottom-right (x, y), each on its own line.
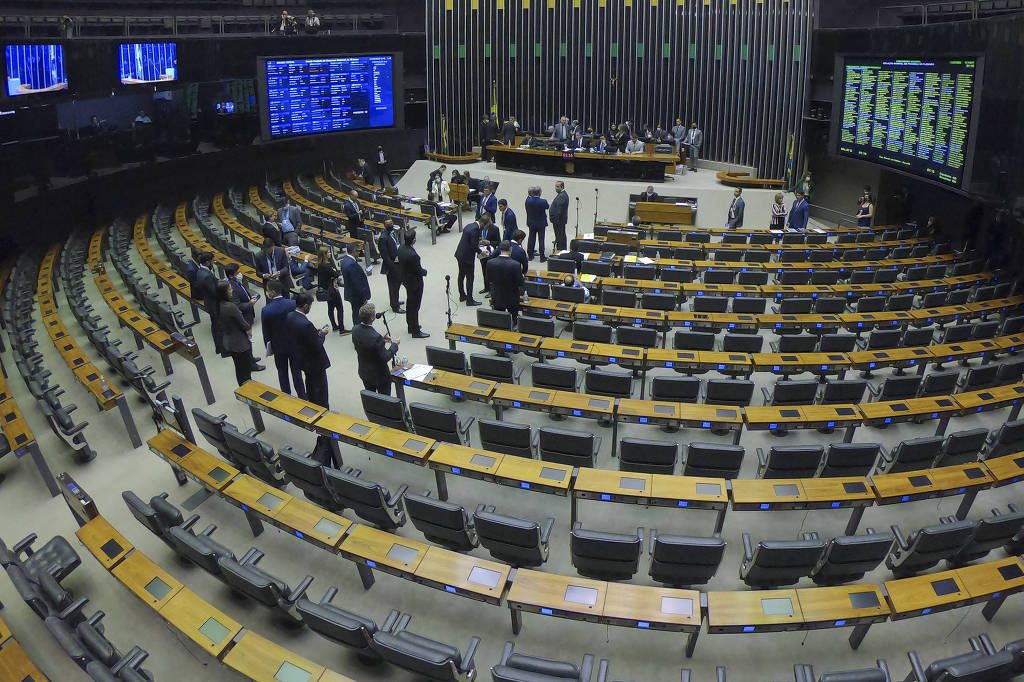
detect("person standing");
top-left (788, 190), bottom-right (810, 231)
top-left (216, 281), bottom-right (257, 387)
top-left (377, 219), bottom-right (404, 314)
top-left (316, 245), bottom-right (348, 334)
top-left (375, 145), bottom-right (394, 188)
top-left (286, 200), bottom-right (302, 246)
top-left (427, 164), bottom-right (447, 196)
top-left (682, 121), bottom-right (703, 172)
top-left (398, 229), bottom-right (429, 339)
top-left (856, 194), bottom-right (875, 228)
top-left (671, 117), bottom-right (686, 148)
top-left (343, 190), bottom-right (362, 238)
top-left (261, 280), bottom-right (304, 398)
top-left (799, 172), bottom-right (814, 202)
top-left (288, 292), bottom-right (331, 408)
top-left (477, 215), bottom-right (500, 295)
top-left (510, 230), bottom-right (529, 274)
top-left (261, 212), bottom-right (282, 246)
top-left (550, 116), bottom-right (571, 141)
top-left (770, 193), bottom-right (787, 230)
top-left (497, 198), bottom-right (518, 242)
top-left (477, 185), bottom-right (497, 221)
top-left (487, 241), bottom-right (526, 324)
top-left (524, 186), bottom-right (549, 262)
top-left (277, 201), bottom-right (297, 246)
top-left (223, 262), bottom-right (257, 328)
top-left (356, 158), bottom-right (373, 184)
top-left (255, 238), bottom-right (294, 294)
top-left (480, 115), bottom-right (499, 161)
top-left (454, 215), bottom-right (483, 305)
top-left (340, 243), bottom-right (371, 325)
top-left (501, 116), bottom-right (517, 145)
top-left (352, 302), bottom-right (400, 395)
top-left (549, 181), bottom-right (569, 252)
top-left (726, 188), bottom-right (745, 229)
top-left (193, 251), bottom-right (223, 355)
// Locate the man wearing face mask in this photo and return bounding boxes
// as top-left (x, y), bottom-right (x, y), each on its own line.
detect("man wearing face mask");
top-left (223, 262), bottom-right (264, 370)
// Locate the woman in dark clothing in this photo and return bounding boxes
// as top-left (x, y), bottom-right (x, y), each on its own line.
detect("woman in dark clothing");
top-left (317, 246), bottom-right (347, 334)
top-left (216, 281), bottom-right (255, 386)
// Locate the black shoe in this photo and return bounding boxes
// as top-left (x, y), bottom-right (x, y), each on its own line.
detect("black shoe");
top-left (394, 308), bottom-right (406, 314)
top-left (459, 294), bottom-right (467, 302)
top-left (478, 287), bottom-right (488, 294)
top-left (539, 256), bottom-right (547, 263)
top-left (252, 364), bottom-right (266, 371)
top-left (399, 300), bottom-right (406, 305)
top-left (466, 299), bottom-right (481, 306)
top-left (338, 327), bottom-right (351, 335)
top-left (252, 356), bottom-right (262, 363)
top-left (412, 331), bottom-right (430, 339)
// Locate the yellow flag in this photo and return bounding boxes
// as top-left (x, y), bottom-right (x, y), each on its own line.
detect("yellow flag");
top-left (491, 81), bottom-right (498, 118)
top-left (441, 114), bottom-right (449, 154)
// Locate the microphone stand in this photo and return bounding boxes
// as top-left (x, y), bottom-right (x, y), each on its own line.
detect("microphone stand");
top-left (574, 196), bottom-right (581, 240)
top-left (593, 187), bottom-right (599, 231)
top-left (445, 274), bottom-right (453, 328)
top-left (379, 312), bottom-right (397, 368)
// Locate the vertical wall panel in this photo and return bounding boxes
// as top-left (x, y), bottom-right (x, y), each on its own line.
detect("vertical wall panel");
top-left (426, 0), bottom-right (812, 177)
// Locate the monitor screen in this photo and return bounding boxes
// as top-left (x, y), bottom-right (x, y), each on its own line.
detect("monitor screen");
top-left (258, 54), bottom-right (396, 139)
top-left (119, 42), bottom-right (177, 85)
top-left (836, 56), bottom-right (981, 188)
top-left (5, 44), bottom-right (68, 97)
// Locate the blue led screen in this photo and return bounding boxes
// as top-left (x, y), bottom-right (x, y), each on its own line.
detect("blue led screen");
top-left (119, 43), bottom-right (177, 85)
top-left (5, 44), bottom-right (68, 97)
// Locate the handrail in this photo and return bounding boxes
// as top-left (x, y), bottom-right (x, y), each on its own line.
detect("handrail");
top-left (875, 0), bottom-right (1022, 26)
top-left (808, 203), bottom-right (860, 229)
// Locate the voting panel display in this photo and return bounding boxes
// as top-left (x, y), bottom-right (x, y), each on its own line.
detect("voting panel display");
top-left (259, 54), bottom-right (396, 140)
top-left (837, 56), bottom-right (981, 188)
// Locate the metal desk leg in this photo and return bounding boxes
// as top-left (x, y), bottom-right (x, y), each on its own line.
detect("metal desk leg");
top-left (194, 356), bottom-right (216, 405)
top-left (684, 627), bottom-right (701, 658)
top-left (394, 381), bottom-right (407, 410)
top-left (713, 508), bottom-right (727, 534)
top-left (1011, 402), bottom-right (1023, 421)
top-left (189, 301), bottom-right (199, 323)
top-left (955, 488), bottom-right (980, 520)
top-left (160, 353), bottom-right (173, 376)
top-left (494, 404), bottom-right (503, 420)
top-left (843, 424), bottom-right (857, 443)
top-left (356, 563), bottom-right (375, 590)
top-left (639, 368), bottom-right (648, 400)
top-left (570, 495), bottom-right (578, 527)
top-left (132, 332), bottom-right (144, 351)
top-left (982, 594), bottom-right (1008, 621)
top-left (510, 607), bottom-right (522, 635)
top-left (448, 338), bottom-right (457, 351)
top-left (732, 425), bottom-right (743, 446)
top-left (849, 623), bottom-right (872, 649)
top-left (434, 470), bottom-right (449, 501)
top-left (248, 406), bottom-right (265, 433)
top-left (243, 510), bottom-right (264, 536)
top-left (26, 443), bottom-right (59, 497)
top-left (610, 418), bottom-right (619, 458)
top-left (171, 463), bottom-right (188, 486)
top-left (935, 416), bottom-right (951, 436)
top-left (845, 506), bottom-right (866, 535)
top-left (117, 396), bottom-right (143, 448)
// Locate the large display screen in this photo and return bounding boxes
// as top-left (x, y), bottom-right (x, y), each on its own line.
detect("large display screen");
top-left (837, 57), bottom-right (981, 188)
top-left (119, 42), bottom-right (177, 85)
top-left (5, 44), bottom-right (68, 97)
top-left (259, 54), bottom-right (395, 139)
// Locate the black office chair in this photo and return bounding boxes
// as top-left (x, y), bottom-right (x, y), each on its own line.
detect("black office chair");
top-left (774, 334), bottom-right (818, 353)
top-left (756, 445), bottom-right (824, 479)
top-left (371, 612), bottom-right (480, 682)
top-left (410, 403), bottom-right (474, 446)
top-left (935, 428), bottom-right (988, 466)
top-left (217, 550), bottom-right (313, 624)
top-left (738, 270), bottom-right (770, 284)
top-left (815, 297), bottom-right (847, 314)
top-left (491, 642), bottom-right (595, 682)
top-left (191, 408), bottom-right (234, 462)
top-left (866, 375), bottom-right (922, 402)
top-left (820, 379), bottom-right (868, 405)
top-left (650, 375), bottom-right (701, 402)
top-left (535, 427), bottom-right (601, 467)
top-left (809, 530), bottom-right (894, 585)
top-left (404, 492), bottom-right (480, 552)
top-left (732, 297), bottom-right (767, 314)
top-left (918, 370), bottom-right (959, 398)
top-left (552, 285), bottom-right (586, 303)
top-left (722, 333), bottom-right (763, 353)
top-left (601, 289), bottom-right (637, 308)
top-left (704, 270), bottom-right (736, 285)
top-left (674, 330), bottom-right (716, 351)
top-left (946, 506), bottom-right (1024, 567)
top-left (886, 520), bottom-right (976, 577)
top-left (958, 364), bottom-right (998, 391)
top-left (296, 587), bottom-right (394, 663)
top-left (619, 438), bottom-right (677, 475)
top-left (775, 298), bottom-right (813, 314)
top-left (982, 418), bottom-right (1024, 459)
top-left (704, 379), bottom-right (754, 406)
top-left (903, 326), bottom-right (936, 348)
top-left (794, 661), bottom-right (891, 682)
top-left (875, 436), bottom-right (944, 473)
top-left (531, 363), bottom-right (578, 392)
top-left (907, 642), bottom-right (1015, 682)
top-left (222, 424), bottom-right (285, 487)
top-left (616, 325), bottom-right (658, 348)
top-left (642, 292), bottom-right (677, 311)
top-left (278, 448), bottom-right (334, 509)
top-left (584, 368), bottom-right (633, 400)
top-left (426, 346), bottom-right (469, 375)
top-left (121, 491), bottom-right (182, 550)
top-left (817, 443), bottom-right (881, 478)
top-left (470, 353), bottom-right (522, 383)
top-left (473, 510), bottom-right (555, 568)
top-left (739, 532), bottom-right (826, 588)
top-left (859, 328), bottom-right (902, 351)
top-left (518, 315), bottom-right (557, 338)
top-left (818, 333), bottom-right (858, 352)
top-left (648, 532), bottom-right (726, 587)
top-left (477, 419), bottom-right (533, 459)
top-left (322, 468), bottom-right (407, 530)
top-left (573, 321), bottom-right (613, 344)
top-left (570, 523), bottom-right (643, 581)
top-left (762, 380), bottom-right (818, 407)
top-left (361, 390), bottom-right (410, 432)
top-left (477, 307), bottom-right (513, 331)
top-left (693, 295), bottom-right (729, 313)
top-left (682, 442), bottom-right (744, 479)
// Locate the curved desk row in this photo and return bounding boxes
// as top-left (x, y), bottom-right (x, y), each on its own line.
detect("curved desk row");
top-left (582, 233), bottom-right (935, 254)
top-left (133, 213), bottom-right (201, 321)
top-left (212, 193), bottom-right (321, 267)
top-left (172, 203), bottom-right (262, 288)
top-left (0, 609), bottom-right (50, 681)
top-left (313, 175), bottom-right (432, 225)
top-left (596, 221), bottom-right (902, 238)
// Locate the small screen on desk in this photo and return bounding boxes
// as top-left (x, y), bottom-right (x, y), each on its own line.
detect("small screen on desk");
top-left (403, 438), bottom-right (427, 451)
top-left (716, 409), bottom-right (737, 419)
top-left (964, 467), bottom-right (986, 480)
top-left (198, 618), bottom-right (231, 644)
top-left (999, 563), bottom-right (1024, 581)
top-left (528, 391), bottom-right (551, 401)
top-left (760, 598), bottom-right (794, 616)
top-left (773, 484), bottom-right (801, 497)
top-left (696, 482), bottom-right (723, 496)
top-left (298, 406), bottom-right (319, 418)
top-left (386, 544), bottom-right (419, 564)
top-left (145, 577), bottom-right (173, 601)
top-left (618, 477), bottom-right (646, 491)
top-left (470, 454), bottom-right (496, 468)
top-left (347, 423), bottom-right (371, 436)
top-left (470, 381), bottom-right (491, 391)
top-left (256, 492), bottom-right (284, 510)
top-left (100, 539), bottom-right (123, 559)
top-left (468, 566), bottom-right (502, 588)
top-left (170, 443), bottom-right (191, 458)
top-left (653, 405), bottom-right (674, 415)
top-left (588, 399), bottom-right (610, 409)
top-left (274, 661), bottom-right (314, 682)
top-left (208, 467), bottom-right (231, 483)
top-left (259, 390), bottom-right (278, 401)
top-left (564, 585), bottom-right (599, 606)
top-left (539, 467), bottom-right (566, 482)
top-left (660, 596), bottom-right (694, 616)
top-left (842, 482), bottom-right (868, 494)
top-left (313, 518), bottom-right (343, 536)
top-left (780, 409), bottom-right (801, 418)
top-left (930, 578), bottom-right (960, 597)
top-left (848, 591), bottom-right (881, 609)
top-left (908, 475), bottom-right (931, 487)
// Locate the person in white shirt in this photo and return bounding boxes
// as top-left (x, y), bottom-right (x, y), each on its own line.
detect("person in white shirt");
top-left (625, 135), bottom-right (645, 154)
top-left (304, 10), bottom-right (321, 34)
top-left (561, 273), bottom-right (590, 302)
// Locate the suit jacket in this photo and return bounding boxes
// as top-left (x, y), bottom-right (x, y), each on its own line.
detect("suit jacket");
top-left (262, 221), bottom-right (282, 246)
top-left (287, 205), bottom-right (302, 229)
top-left (255, 247), bottom-right (289, 279)
top-left (550, 122), bottom-right (570, 140)
top-left (487, 255), bottom-right (525, 310)
top-left (352, 323), bottom-right (398, 388)
top-left (343, 199), bottom-right (362, 230)
top-left (478, 193), bottom-right (497, 220)
top-left (193, 267), bottom-right (219, 311)
top-left (640, 192), bottom-right (659, 202)
top-left (592, 140), bottom-right (608, 153)
top-left (481, 120), bottom-right (499, 142)
top-left (525, 196), bottom-right (549, 229)
top-left (788, 199), bottom-right (810, 230)
top-left (455, 222), bottom-right (482, 264)
top-left (620, 123), bottom-right (633, 138)
top-left (569, 135), bottom-right (586, 149)
top-left (340, 255), bottom-right (370, 304)
top-left (217, 301), bottom-right (251, 354)
top-left (671, 124), bottom-right (686, 141)
top-left (683, 127), bottom-right (703, 148)
top-left (727, 196), bottom-right (745, 228)
top-left (398, 244), bottom-right (427, 289)
top-left (498, 208), bottom-right (519, 242)
top-left (549, 191), bottom-right (569, 226)
top-left (625, 139), bottom-right (646, 154)
top-left (480, 222), bottom-right (500, 246)
top-left (287, 311), bottom-right (330, 373)
top-left (357, 163), bottom-right (373, 183)
top-left (377, 229), bottom-right (401, 275)
top-left (501, 121), bottom-right (517, 144)
top-left (510, 243), bottom-right (529, 273)
top-left (226, 277), bottom-right (255, 325)
top-left (261, 296), bottom-right (296, 354)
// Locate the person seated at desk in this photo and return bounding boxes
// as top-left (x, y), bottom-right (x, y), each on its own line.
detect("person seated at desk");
top-left (567, 131), bottom-right (587, 150)
top-left (303, 9), bottom-right (321, 34)
top-left (261, 213), bottom-right (282, 246)
top-left (653, 124), bottom-right (669, 142)
top-left (639, 185), bottom-right (659, 202)
top-left (591, 135), bottom-right (610, 153)
top-left (625, 135), bottom-right (646, 155)
top-left (518, 132), bottom-right (535, 148)
top-left (561, 273), bottom-right (590, 302)
top-left (640, 124), bottom-right (655, 142)
top-left (81, 115), bottom-right (107, 137)
top-left (133, 109), bottom-right (152, 126)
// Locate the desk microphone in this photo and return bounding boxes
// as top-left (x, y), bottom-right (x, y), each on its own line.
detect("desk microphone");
top-left (375, 311), bottom-right (387, 319)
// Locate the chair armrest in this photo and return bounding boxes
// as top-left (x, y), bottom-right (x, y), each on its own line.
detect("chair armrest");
top-left (499, 642), bottom-right (515, 666)
top-left (181, 514), bottom-right (200, 531)
top-left (513, 365), bottom-right (525, 383)
top-left (890, 524), bottom-right (909, 551)
top-left (109, 646), bottom-right (146, 675)
top-left (680, 670), bottom-right (691, 682)
top-left (596, 660), bottom-right (609, 682)
top-left (394, 613), bottom-right (412, 633)
top-left (1009, 503), bottom-right (1021, 513)
top-left (388, 484), bottom-right (409, 507)
top-left (286, 575), bottom-right (315, 603)
top-left (760, 386), bottom-right (772, 405)
top-left (580, 653), bottom-right (595, 682)
top-left (906, 651), bottom-right (926, 682)
top-left (716, 666), bottom-right (727, 682)
top-left (12, 533), bottom-right (38, 557)
top-left (58, 596), bottom-right (89, 622)
top-left (636, 527), bottom-right (644, 545)
top-left (200, 524), bottom-right (217, 536)
top-left (461, 636), bottom-right (481, 673)
top-left (742, 532), bottom-right (754, 561)
top-left (756, 447), bottom-right (767, 469)
top-left (458, 416), bottom-right (476, 438)
top-left (865, 382), bottom-right (880, 398)
top-left (381, 609), bottom-right (401, 632)
top-left (540, 517), bottom-right (555, 544)
top-left (592, 436), bottom-right (602, 456)
top-left (86, 609), bottom-right (106, 627)
top-left (977, 633), bottom-right (997, 655)
top-left (240, 547), bottom-right (263, 564)
top-left (649, 529), bottom-right (657, 555)
top-left (877, 444), bottom-right (891, 462)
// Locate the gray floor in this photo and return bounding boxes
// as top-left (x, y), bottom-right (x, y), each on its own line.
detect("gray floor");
top-left (0, 168), bottom-right (1020, 682)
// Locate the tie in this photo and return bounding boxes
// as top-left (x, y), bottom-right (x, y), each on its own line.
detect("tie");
top-left (267, 256), bottom-right (273, 273)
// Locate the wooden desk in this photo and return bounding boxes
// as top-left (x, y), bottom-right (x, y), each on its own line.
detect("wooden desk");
top-left (392, 366), bottom-right (497, 404)
top-left (953, 383), bottom-right (1024, 417)
top-left (730, 479), bottom-right (809, 511)
top-left (847, 347), bottom-right (932, 373)
top-left (871, 462), bottom-right (992, 519)
top-left (235, 381), bottom-right (326, 432)
top-left (159, 589), bottom-right (241, 656)
top-left (223, 630), bottom-right (326, 682)
top-left (859, 396), bottom-right (960, 429)
top-left (795, 584), bottom-right (891, 649)
top-left (743, 406), bottom-right (811, 433)
top-left (752, 353), bottom-right (852, 378)
top-left (0, 399), bottom-right (35, 454)
top-left (445, 324), bottom-right (542, 355)
top-left (0, 638), bottom-right (50, 682)
top-left (76, 516), bottom-right (132, 569)
top-left (147, 429), bottom-right (240, 492)
top-left (268, 498), bottom-right (352, 552)
top-left (955, 556), bottom-right (1024, 620)
top-left (338, 525), bottom-right (429, 589)
top-left (538, 337), bottom-right (594, 362)
top-left (885, 570), bottom-right (971, 620)
top-left (571, 468), bottom-right (651, 525)
top-left (427, 442), bottom-right (506, 500)
top-left (222, 476), bottom-right (292, 518)
top-left (981, 451), bottom-right (1024, 487)
top-left (706, 590), bottom-right (803, 633)
top-left (492, 146), bottom-right (677, 181)
top-left (506, 569), bottom-right (607, 633)
top-left (413, 547), bottom-right (511, 605)
top-left (111, 549), bottom-right (184, 610)
top-left (634, 201), bottom-right (696, 225)
top-left (493, 456), bottom-right (573, 496)
top-left (616, 398), bottom-right (681, 427)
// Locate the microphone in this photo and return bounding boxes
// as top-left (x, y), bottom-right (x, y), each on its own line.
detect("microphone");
top-left (375, 311), bottom-right (387, 319)
top-left (446, 274), bottom-right (451, 282)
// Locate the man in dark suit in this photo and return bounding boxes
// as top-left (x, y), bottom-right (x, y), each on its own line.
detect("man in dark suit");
top-left (261, 212), bottom-right (282, 246)
top-left (591, 135), bottom-right (609, 153)
top-left (524, 186), bottom-right (549, 262)
top-left (487, 241), bottom-right (526, 324)
top-left (549, 180), bottom-right (570, 252)
top-left (398, 229), bottom-right (429, 338)
top-left (343, 190), bottom-right (362, 239)
top-left (639, 185), bottom-right (659, 203)
top-left (510, 230), bottom-right (529, 274)
top-left (287, 292), bottom-right (331, 408)
top-left (550, 116), bottom-right (571, 141)
top-left (223, 262), bottom-right (257, 327)
top-left (454, 216), bottom-right (483, 305)
top-left (788, 190), bottom-right (810, 231)
top-left (374, 146), bottom-right (394, 188)
top-left (261, 280), bottom-right (304, 398)
top-left (427, 164), bottom-right (447, 195)
top-left (569, 131), bottom-right (586, 150)
top-left (340, 242), bottom-right (371, 325)
top-left (352, 302), bottom-right (400, 395)
top-left (355, 158), bottom-right (373, 184)
top-left (496, 198), bottom-right (518, 242)
top-left (376, 219), bottom-right (405, 314)
top-left (477, 185), bottom-right (497, 221)
top-left (192, 251), bottom-right (223, 354)
top-left (726, 188), bottom-right (745, 229)
top-left (501, 116), bottom-right (517, 145)
top-left (477, 214), bottom-right (500, 296)
top-left (480, 115), bottom-right (499, 161)
top-left (254, 238), bottom-right (293, 294)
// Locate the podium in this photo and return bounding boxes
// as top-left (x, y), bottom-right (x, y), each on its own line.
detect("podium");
top-left (448, 183), bottom-right (470, 233)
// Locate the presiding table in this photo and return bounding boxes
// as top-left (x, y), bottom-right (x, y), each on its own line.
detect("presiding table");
top-left (491, 145), bottom-right (678, 182)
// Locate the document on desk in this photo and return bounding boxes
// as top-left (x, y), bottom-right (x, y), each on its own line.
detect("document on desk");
top-left (402, 364), bottom-right (434, 383)
top-left (638, 257), bottom-right (655, 265)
